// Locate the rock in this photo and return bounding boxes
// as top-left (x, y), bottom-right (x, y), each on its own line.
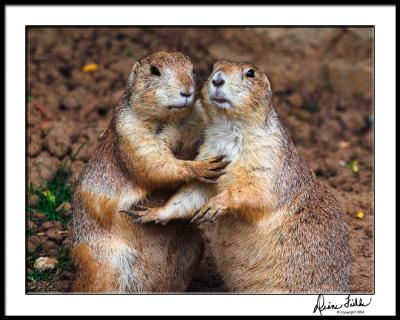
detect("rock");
top-left (62, 210), bottom-right (72, 218)
top-left (28, 131), bottom-right (43, 157)
top-left (27, 101), bottom-right (44, 127)
top-left (34, 212), bottom-right (46, 220)
top-left (53, 221), bottom-right (62, 229)
top-left (29, 152), bottom-right (60, 183)
top-left (27, 241), bottom-right (38, 254)
top-left (96, 80), bottom-right (111, 92)
top-left (42, 240), bottom-right (57, 253)
top-left (109, 58), bottom-right (132, 75)
top-left (63, 236), bottom-right (72, 248)
top-left (338, 112), bottom-right (367, 134)
top-left (62, 94), bottom-right (78, 110)
top-left (27, 235), bottom-right (43, 253)
top-left (339, 141), bottom-right (351, 149)
top-left (34, 257), bottom-right (58, 270)
top-left (43, 91), bottom-right (61, 117)
top-left (287, 92), bottom-right (303, 107)
top-left (58, 280), bottom-right (72, 291)
top-left (62, 202), bottom-right (72, 218)
top-left (46, 228), bottom-right (64, 242)
top-left (44, 121), bottom-right (72, 158)
top-left (27, 221), bottom-right (38, 231)
top-left (74, 136), bottom-right (99, 160)
top-left (70, 69), bottom-right (95, 89)
top-left (111, 89), bottom-right (124, 105)
top-left (42, 221), bottom-right (62, 231)
top-left (208, 44), bottom-right (253, 63)
top-left (71, 160), bottom-right (86, 182)
top-left (42, 221), bottom-right (54, 230)
top-left (47, 248), bottom-right (58, 257)
top-left (60, 271), bottom-right (75, 280)
top-left (28, 235), bottom-right (42, 246)
top-left (61, 87), bottom-right (88, 110)
top-left (63, 202), bottom-right (72, 212)
top-left (55, 84), bottom-right (68, 97)
top-left (53, 44), bottom-right (73, 59)
top-left (327, 60), bottom-right (372, 99)
top-left (28, 194), bottom-right (40, 206)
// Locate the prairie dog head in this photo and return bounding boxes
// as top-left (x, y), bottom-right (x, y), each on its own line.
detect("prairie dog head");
top-left (126, 51), bottom-right (195, 119)
top-left (201, 59), bottom-right (272, 123)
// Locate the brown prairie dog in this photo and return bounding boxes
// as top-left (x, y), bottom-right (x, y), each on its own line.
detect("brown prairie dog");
top-left (129, 59), bottom-right (352, 293)
top-left (70, 52), bottom-right (228, 293)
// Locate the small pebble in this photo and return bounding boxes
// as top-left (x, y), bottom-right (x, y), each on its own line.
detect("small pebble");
top-left (46, 228), bottom-right (64, 242)
top-left (339, 141), bottom-right (350, 149)
top-left (34, 212), bottom-right (46, 220)
top-left (355, 211), bottom-right (365, 219)
top-left (29, 194), bottom-right (40, 206)
top-left (34, 257), bottom-right (58, 270)
top-left (27, 221), bottom-right (38, 231)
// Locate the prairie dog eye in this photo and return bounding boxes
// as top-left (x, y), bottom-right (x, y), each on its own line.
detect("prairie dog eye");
top-left (246, 69), bottom-right (255, 78)
top-left (150, 66), bottom-right (161, 76)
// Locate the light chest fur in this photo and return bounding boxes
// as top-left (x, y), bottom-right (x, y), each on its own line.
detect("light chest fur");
top-left (199, 115), bottom-right (283, 196)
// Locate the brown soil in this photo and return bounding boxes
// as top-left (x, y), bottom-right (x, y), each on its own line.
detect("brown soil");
top-left (26, 27), bottom-right (374, 293)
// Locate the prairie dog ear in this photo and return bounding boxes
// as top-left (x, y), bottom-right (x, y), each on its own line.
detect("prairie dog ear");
top-left (127, 62), bottom-right (140, 86)
top-left (212, 60), bottom-right (226, 71)
top-left (262, 72), bottom-right (271, 91)
top-left (263, 73), bottom-right (273, 99)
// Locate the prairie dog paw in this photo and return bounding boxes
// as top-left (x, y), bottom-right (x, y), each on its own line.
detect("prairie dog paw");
top-left (190, 197), bottom-right (228, 224)
top-left (119, 207), bottom-right (169, 225)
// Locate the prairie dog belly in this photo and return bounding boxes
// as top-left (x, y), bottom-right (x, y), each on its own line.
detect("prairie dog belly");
top-left (210, 214), bottom-right (286, 293)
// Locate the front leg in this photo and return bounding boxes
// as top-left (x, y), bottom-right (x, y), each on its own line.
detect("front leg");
top-left (192, 181), bottom-right (269, 224)
top-left (121, 182), bottom-right (213, 225)
top-left (120, 205), bottom-right (165, 225)
top-left (191, 192), bottom-right (230, 224)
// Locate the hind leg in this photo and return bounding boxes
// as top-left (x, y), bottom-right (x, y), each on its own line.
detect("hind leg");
top-left (72, 239), bottom-right (139, 293)
top-left (71, 222), bottom-right (204, 293)
top-left (72, 243), bottom-right (119, 292)
top-left (161, 222), bottom-right (204, 292)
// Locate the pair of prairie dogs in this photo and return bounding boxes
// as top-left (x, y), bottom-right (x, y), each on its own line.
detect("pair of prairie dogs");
top-left (71, 51), bottom-right (351, 293)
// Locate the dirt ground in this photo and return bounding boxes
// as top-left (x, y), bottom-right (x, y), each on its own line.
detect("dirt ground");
top-left (26, 27), bottom-right (374, 293)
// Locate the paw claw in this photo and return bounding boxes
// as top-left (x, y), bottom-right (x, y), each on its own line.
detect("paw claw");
top-left (131, 205), bottom-right (149, 211)
top-left (209, 155), bottom-right (226, 163)
top-left (120, 210), bottom-right (141, 219)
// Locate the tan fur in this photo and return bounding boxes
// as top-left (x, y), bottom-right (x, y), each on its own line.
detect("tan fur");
top-left (69, 52), bottom-right (228, 292)
top-left (74, 188), bottom-right (117, 229)
top-left (72, 244), bottom-right (121, 292)
top-left (136, 59), bottom-right (351, 293)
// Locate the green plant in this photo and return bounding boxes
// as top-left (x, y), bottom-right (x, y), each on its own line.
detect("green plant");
top-left (123, 46), bottom-right (135, 58)
top-left (344, 160), bottom-right (360, 177)
top-left (26, 252), bottom-right (55, 283)
top-left (303, 100), bottom-right (319, 113)
top-left (27, 164), bottom-right (73, 226)
top-left (27, 269), bottom-right (54, 283)
top-left (57, 246), bottom-right (74, 271)
top-left (289, 111), bottom-right (305, 122)
top-left (27, 143), bottom-right (85, 227)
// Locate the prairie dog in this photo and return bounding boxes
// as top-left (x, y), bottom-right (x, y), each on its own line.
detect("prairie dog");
top-left (70, 52), bottom-right (228, 292)
top-left (128, 59), bottom-right (352, 293)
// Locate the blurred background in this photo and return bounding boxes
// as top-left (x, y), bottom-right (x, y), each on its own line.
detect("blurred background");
top-left (26, 27), bottom-right (373, 293)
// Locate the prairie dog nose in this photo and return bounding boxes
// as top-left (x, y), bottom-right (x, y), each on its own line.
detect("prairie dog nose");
top-left (212, 72), bottom-right (226, 88)
top-left (180, 87), bottom-right (194, 98)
